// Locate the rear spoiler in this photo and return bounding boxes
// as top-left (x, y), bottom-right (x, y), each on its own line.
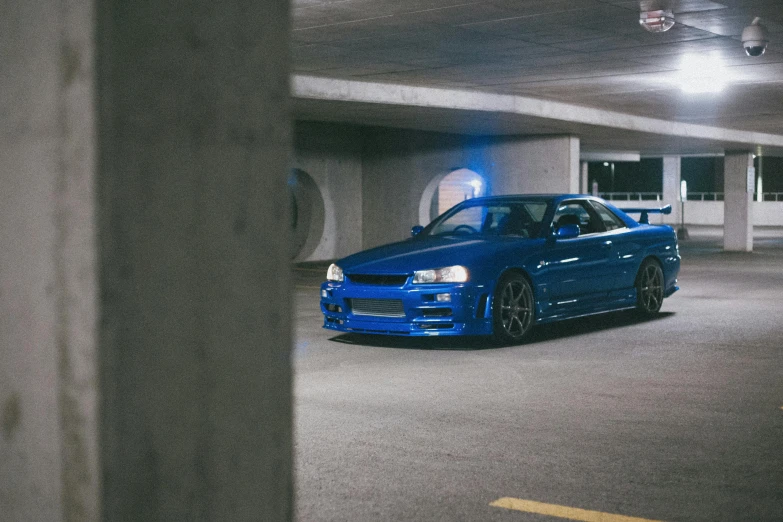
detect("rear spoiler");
top-left (619, 205), bottom-right (672, 224)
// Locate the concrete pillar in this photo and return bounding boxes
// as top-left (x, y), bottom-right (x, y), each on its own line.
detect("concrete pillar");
top-left (1, 1), bottom-right (293, 520)
top-left (488, 136), bottom-right (579, 195)
top-left (756, 155), bottom-right (763, 202)
top-left (580, 161), bottom-right (588, 194)
top-left (662, 156), bottom-right (681, 226)
top-left (724, 151), bottom-right (754, 252)
top-left (1, 2), bottom-right (99, 519)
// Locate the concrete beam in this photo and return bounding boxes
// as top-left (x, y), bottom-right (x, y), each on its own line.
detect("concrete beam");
top-left (292, 76), bottom-right (783, 154)
top-left (580, 152), bottom-right (641, 162)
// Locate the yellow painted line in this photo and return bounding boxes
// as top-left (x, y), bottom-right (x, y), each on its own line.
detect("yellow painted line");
top-left (489, 498), bottom-right (663, 522)
top-left (296, 285), bottom-right (322, 289)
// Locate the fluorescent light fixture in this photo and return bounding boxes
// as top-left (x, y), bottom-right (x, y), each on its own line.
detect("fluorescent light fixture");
top-left (677, 53), bottom-right (727, 93)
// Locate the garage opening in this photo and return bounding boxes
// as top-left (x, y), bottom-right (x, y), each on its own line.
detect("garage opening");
top-left (419, 168), bottom-right (487, 226)
top-left (288, 168), bottom-right (325, 261)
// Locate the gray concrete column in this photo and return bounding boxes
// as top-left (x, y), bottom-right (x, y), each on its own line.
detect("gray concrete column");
top-left (662, 156), bottom-right (681, 226)
top-left (580, 161), bottom-right (588, 194)
top-left (488, 136), bottom-right (580, 195)
top-left (1, 1), bottom-right (293, 520)
top-left (723, 151), bottom-right (754, 252)
top-left (756, 155), bottom-right (763, 202)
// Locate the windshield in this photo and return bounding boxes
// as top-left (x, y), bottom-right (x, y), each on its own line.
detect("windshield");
top-left (423, 200), bottom-right (549, 238)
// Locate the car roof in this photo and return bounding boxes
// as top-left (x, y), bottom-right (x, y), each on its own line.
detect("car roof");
top-left (443, 194), bottom-right (642, 229)
top-left (460, 194), bottom-right (596, 204)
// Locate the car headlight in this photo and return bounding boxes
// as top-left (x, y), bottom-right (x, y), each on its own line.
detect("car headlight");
top-left (413, 265), bottom-right (469, 284)
top-left (326, 263), bottom-right (344, 282)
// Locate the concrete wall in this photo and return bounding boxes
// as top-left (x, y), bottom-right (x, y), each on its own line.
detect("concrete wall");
top-left (289, 126), bottom-right (577, 252)
top-left (292, 121), bottom-right (363, 261)
top-left (2, 0), bottom-right (294, 520)
top-left (683, 201), bottom-right (783, 226)
top-left (361, 128), bottom-right (494, 250)
top-left (362, 131), bottom-right (580, 250)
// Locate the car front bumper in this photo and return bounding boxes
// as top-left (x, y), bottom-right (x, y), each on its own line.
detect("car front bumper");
top-left (320, 279), bottom-right (494, 336)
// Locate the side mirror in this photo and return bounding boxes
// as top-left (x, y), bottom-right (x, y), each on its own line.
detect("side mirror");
top-left (411, 225), bottom-right (424, 237)
top-left (554, 224), bottom-right (580, 240)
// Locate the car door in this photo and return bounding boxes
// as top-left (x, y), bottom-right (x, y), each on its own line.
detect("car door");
top-left (588, 200), bottom-right (639, 294)
top-left (540, 200), bottom-right (614, 311)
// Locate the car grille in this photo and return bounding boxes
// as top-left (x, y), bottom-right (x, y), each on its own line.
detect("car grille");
top-left (349, 298), bottom-right (406, 318)
top-left (347, 274), bottom-right (409, 286)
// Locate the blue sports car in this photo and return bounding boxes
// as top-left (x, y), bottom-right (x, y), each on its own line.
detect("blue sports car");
top-left (320, 194), bottom-right (680, 344)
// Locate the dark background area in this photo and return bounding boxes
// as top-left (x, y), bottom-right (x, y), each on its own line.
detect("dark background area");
top-left (588, 156), bottom-right (783, 197)
top-left (588, 158), bottom-right (663, 194)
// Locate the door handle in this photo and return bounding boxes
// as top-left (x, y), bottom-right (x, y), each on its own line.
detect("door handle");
top-left (601, 240), bottom-right (613, 249)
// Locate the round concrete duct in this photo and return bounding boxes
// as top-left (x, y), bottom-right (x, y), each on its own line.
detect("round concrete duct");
top-left (419, 168), bottom-right (487, 225)
top-left (288, 168), bottom-right (325, 261)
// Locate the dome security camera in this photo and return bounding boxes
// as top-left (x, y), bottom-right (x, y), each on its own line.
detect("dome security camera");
top-left (742, 17), bottom-right (769, 57)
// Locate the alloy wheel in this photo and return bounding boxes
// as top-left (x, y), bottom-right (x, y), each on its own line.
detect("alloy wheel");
top-left (639, 263), bottom-right (663, 313)
top-left (500, 279), bottom-right (533, 338)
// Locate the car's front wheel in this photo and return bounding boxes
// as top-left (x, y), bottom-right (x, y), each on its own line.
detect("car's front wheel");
top-left (635, 258), bottom-right (664, 315)
top-left (492, 273), bottom-right (534, 345)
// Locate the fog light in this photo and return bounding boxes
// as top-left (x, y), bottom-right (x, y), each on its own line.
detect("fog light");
top-left (321, 290), bottom-right (328, 298)
top-left (435, 293), bottom-right (451, 302)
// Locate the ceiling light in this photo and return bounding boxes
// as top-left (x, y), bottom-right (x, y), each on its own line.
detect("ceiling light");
top-left (640, 9), bottom-right (675, 33)
top-left (676, 53), bottom-right (726, 93)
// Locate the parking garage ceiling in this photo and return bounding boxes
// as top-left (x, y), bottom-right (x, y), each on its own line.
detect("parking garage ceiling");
top-left (291, 0), bottom-right (783, 155)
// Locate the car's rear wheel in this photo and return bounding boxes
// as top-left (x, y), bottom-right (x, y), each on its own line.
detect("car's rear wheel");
top-left (635, 258), bottom-right (664, 315)
top-left (492, 273), bottom-right (534, 345)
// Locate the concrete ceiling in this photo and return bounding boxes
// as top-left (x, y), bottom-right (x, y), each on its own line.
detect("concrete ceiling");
top-left (290, 0), bottom-right (783, 155)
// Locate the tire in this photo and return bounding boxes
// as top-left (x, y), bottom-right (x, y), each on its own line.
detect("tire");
top-left (635, 258), bottom-right (664, 315)
top-left (491, 273), bottom-right (534, 345)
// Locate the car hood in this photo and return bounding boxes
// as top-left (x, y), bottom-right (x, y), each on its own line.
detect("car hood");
top-left (339, 235), bottom-right (538, 274)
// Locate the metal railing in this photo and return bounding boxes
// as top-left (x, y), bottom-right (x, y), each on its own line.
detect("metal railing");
top-left (599, 192), bottom-right (662, 201)
top-left (686, 192), bottom-right (723, 201)
top-left (601, 192), bottom-right (783, 202)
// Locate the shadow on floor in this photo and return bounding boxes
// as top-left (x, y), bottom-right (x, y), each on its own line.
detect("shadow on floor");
top-left (328, 310), bottom-right (675, 350)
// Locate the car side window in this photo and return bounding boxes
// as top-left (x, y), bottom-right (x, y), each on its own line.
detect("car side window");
top-left (590, 201), bottom-right (627, 231)
top-left (554, 201), bottom-right (603, 235)
top-left (435, 206), bottom-right (485, 234)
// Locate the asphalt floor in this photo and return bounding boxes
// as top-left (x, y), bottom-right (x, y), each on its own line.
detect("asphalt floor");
top-left (292, 237), bottom-right (783, 521)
